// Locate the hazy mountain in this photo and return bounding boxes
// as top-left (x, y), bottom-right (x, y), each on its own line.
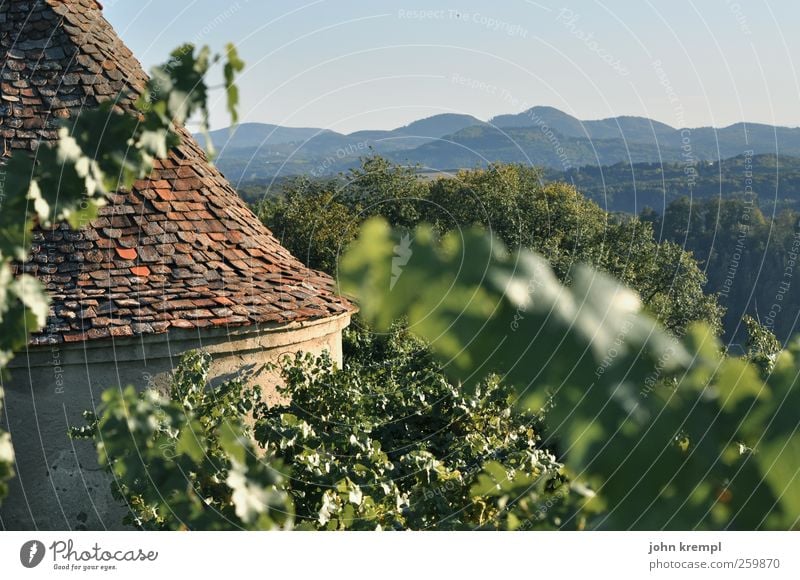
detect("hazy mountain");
top-left (706, 122), bottom-right (800, 158)
top-left (205, 114), bottom-right (483, 152)
top-left (205, 123), bottom-right (343, 151)
top-left (395, 124), bottom-right (670, 170)
top-left (489, 106), bottom-right (676, 142)
top-left (487, 108), bottom-right (800, 160)
top-left (490, 106), bottom-right (586, 135)
top-left (394, 113), bottom-right (484, 137)
top-left (207, 107), bottom-right (800, 181)
top-left (395, 115), bottom-right (800, 171)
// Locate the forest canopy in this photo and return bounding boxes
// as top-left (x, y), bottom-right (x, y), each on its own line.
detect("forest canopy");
top-left (257, 156), bottom-right (724, 336)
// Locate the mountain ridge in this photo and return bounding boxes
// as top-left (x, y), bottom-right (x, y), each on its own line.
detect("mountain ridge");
top-left (201, 107), bottom-right (800, 181)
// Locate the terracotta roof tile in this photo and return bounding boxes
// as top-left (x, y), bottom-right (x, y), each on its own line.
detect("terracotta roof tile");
top-left (3, 0), bottom-right (354, 345)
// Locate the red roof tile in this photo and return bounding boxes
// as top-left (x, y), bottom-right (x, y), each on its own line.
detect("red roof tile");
top-left (2, 0), bottom-right (354, 345)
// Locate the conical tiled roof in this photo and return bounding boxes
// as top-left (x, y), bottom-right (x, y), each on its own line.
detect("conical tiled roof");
top-left (2, 0), bottom-right (353, 345)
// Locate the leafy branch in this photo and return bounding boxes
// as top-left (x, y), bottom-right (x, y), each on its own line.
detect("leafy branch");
top-left (0, 43), bottom-right (244, 506)
top-left (338, 218), bottom-right (800, 530)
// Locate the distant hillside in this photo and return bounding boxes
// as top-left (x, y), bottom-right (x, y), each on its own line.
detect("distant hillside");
top-left (236, 154), bottom-right (800, 217)
top-left (393, 113), bottom-right (485, 138)
top-left (544, 154), bottom-right (800, 214)
top-left (395, 111), bottom-right (800, 171)
top-left (396, 124), bottom-right (669, 170)
top-left (206, 114), bottom-right (485, 181)
top-left (205, 113), bottom-right (482, 153)
top-left (208, 106), bottom-right (800, 181)
top-left (205, 123), bottom-right (342, 151)
top-left (488, 106), bottom-right (677, 142)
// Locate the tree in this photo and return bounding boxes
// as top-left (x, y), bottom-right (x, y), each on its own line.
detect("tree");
top-left (649, 196), bottom-right (800, 343)
top-left (338, 218), bottom-right (800, 530)
top-left (75, 322), bottom-right (588, 530)
top-left (258, 323), bottom-right (586, 530)
top-left (257, 178), bottom-right (359, 274)
top-left (259, 158), bottom-right (724, 335)
top-left (77, 216), bottom-right (800, 530)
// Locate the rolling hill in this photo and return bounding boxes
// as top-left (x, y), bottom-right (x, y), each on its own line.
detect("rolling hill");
top-left (206, 107), bottom-right (800, 182)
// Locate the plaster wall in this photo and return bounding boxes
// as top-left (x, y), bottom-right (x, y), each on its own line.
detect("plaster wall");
top-left (0, 314), bottom-right (350, 530)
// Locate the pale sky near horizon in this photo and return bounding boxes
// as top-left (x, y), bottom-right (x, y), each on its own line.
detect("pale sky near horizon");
top-left (104, 0), bottom-right (800, 133)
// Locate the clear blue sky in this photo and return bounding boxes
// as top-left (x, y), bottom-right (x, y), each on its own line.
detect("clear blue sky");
top-left (104, 0), bottom-right (800, 133)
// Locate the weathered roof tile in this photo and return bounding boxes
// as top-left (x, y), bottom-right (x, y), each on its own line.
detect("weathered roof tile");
top-left (3, 0), bottom-right (354, 345)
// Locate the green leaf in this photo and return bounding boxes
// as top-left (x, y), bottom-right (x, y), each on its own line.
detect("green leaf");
top-left (176, 426), bottom-right (206, 463)
top-left (714, 357), bottom-right (767, 410)
top-left (11, 275), bottom-right (50, 330)
top-left (223, 43), bottom-right (245, 125)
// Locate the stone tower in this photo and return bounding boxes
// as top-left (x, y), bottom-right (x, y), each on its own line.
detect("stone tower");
top-left (0, 0), bottom-right (354, 530)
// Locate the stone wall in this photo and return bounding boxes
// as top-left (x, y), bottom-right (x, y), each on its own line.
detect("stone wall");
top-left (0, 314), bottom-right (350, 530)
